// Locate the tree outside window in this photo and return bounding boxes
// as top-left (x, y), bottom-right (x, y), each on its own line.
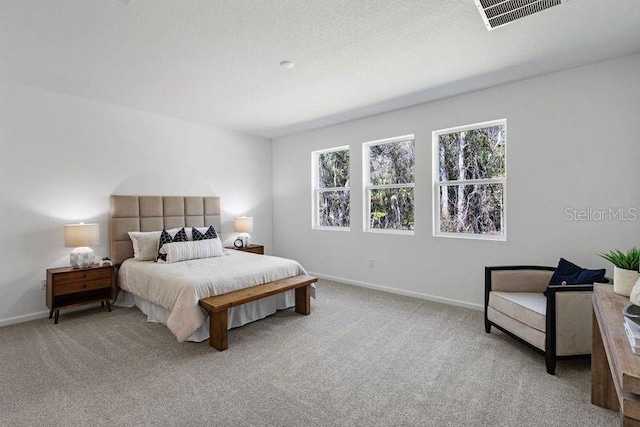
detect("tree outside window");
top-left (312, 147), bottom-right (350, 229)
top-left (364, 136), bottom-right (415, 233)
top-left (433, 120), bottom-right (506, 240)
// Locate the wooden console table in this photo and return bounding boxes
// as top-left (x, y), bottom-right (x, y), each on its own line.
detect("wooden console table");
top-left (592, 284), bottom-right (640, 426)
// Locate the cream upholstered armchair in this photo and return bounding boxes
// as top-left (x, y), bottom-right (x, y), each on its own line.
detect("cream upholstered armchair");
top-left (484, 266), bottom-right (596, 375)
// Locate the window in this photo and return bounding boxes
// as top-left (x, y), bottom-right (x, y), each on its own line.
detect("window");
top-left (364, 135), bottom-right (415, 234)
top-left (433, 119), bottom-right (506, 240)
top-left (312, 146), bottom-right (350, 229)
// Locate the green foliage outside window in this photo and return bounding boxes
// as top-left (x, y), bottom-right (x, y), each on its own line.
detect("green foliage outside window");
top-left (437, 124), bottom-right (505, 235)
top-left (370, 188), bottom-right (414, 230)
top-left (317, 149), bottom-right (350, 227)
top-left (319, 150), bottom-right (349, 188)
top-left (368, 139), bottom-right (415, 231)
top-left (369, 140), bottom-right (415, 185)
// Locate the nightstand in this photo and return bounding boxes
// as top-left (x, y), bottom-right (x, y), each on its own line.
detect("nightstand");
top-left (225, 244), bottom-right (264, 255)
top-left (46, 264), bottom-right (115, 324)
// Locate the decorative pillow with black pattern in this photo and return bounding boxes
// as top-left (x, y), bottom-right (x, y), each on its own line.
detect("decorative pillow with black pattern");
top-left (192, 225), bottom-right (218, 241)
top-left (157, 228), bottom-right (188, 262)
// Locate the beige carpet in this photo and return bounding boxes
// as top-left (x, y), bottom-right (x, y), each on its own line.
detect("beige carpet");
top-left (0, 280), bottom-right (617, 426)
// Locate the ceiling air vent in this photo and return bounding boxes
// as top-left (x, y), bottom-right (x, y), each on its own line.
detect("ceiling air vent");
top-left (474, 0), bottom-right (566, 31)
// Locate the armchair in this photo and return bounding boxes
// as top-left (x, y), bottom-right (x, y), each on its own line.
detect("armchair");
top-left (484, 266), bottom-right (595, 375)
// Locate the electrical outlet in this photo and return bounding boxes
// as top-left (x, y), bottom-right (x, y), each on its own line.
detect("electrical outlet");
top-left (368, 259), bottom-right (375, 268)
top-left (40, 279), bottom-right (47, 290)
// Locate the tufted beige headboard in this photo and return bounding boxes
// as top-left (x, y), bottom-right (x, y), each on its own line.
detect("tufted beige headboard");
top-left (110, 196), bottom-right (221, 265)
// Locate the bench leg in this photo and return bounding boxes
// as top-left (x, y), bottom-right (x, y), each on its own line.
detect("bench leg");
top-left (295, 285), bottom-right (311, 315)
top-left (209, 310), bottom-right (228, 351)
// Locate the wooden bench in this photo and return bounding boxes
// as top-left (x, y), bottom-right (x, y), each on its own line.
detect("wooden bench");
top-left (199, 274), bottom-right (317, 351)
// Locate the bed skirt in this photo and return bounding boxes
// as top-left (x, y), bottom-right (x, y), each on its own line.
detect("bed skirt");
top-left (115, 289), bottom-right (295, 342)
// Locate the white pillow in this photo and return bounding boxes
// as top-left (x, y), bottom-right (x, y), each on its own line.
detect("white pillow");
top-left (128, 228), bottom-right (181, 261)
top-left (128, 231), bottom-right (162, 261)
top-left (158, 238), bottom-right (224, 264)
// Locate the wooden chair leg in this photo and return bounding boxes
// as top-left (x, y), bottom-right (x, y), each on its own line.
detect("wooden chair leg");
top-left (54, 310), bottom-right (59, 324)
top-left (209, 310), bottom-right (228, 351)
top-left (101, 301), bottom-right (105, 308)
top-left (295, 285), bottom-right (311, 315)
top-left (105, 300), bottom-right (112, 312)
top-left (49, 309), bottom-right (54, 319)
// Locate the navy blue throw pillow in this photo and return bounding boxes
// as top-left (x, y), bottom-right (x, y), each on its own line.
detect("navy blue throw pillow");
top-left (157, 228), bottom-right (188, 261)
top-left (549, 258), bottom-right (607, 285)
top-left (192, 226), bottom-right (218, 241)
top-left (576, 268), bottom-right (607, 284)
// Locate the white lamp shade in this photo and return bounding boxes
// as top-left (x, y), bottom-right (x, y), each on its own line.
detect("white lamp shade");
top-left (64, 223), bottom-right (99, 248)
top-left (234, 217), bottom-right (254, 233)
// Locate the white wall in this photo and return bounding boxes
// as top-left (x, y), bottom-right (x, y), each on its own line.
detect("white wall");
top-left (0, 83), bottom-right (272, 325)
top-left (273, 53), bottom-right (640, 309)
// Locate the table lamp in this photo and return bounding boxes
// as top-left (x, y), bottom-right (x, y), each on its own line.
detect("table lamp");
top-left (234, 216), bottom-right (253, 247)
top-left (64, 223), bottom-right (99, 268)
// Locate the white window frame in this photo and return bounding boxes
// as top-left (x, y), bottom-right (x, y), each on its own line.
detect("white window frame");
top-left (363, 134), bottom-right (415, 235)
top-left (311, 145), bottom-right (350, 231)
top-left (432, 119), bottom-right (507, 241)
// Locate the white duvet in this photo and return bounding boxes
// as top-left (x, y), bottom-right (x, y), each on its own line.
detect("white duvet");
top-left (118, 250), bottom-right (308, 342)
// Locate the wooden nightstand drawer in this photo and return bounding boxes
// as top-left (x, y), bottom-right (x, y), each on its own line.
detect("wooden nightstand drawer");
top-left (46, 264), bottom-right (115, 324)
top-left (53, 268), bottom-right (112, 285)
top-left (54, 278), bottom-right (113, 296)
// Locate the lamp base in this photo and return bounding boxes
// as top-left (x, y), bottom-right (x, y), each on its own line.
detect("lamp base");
top-left (238, 233), bottom-right (251, 248)
top-left (70, 247), bottom-right (96, 268)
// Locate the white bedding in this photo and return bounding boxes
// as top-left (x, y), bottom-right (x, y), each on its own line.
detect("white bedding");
top-left (117, 250), bottom-right (309, 342)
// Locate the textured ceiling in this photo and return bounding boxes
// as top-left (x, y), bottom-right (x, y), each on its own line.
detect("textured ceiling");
top-left (1, 0), bottom-right (639, 138)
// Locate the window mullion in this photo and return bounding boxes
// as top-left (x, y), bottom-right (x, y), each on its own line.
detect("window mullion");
top-left (369, 183), bottom-right (414, 190)
top-left (436, 178), bottom-right (504, 186)
top-left (318, 187), bottom-right (349, 192)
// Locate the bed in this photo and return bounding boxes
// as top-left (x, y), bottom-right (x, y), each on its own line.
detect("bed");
top-left (110, 195), bottom-right (310, 342)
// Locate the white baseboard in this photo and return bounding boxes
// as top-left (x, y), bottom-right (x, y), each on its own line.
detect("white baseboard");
top-left (308, 271), bottom-right (483, 311)
top-left (0, 274), bottom-right (482, 327)
top-left (0, 310), bottom-right (50, 327)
